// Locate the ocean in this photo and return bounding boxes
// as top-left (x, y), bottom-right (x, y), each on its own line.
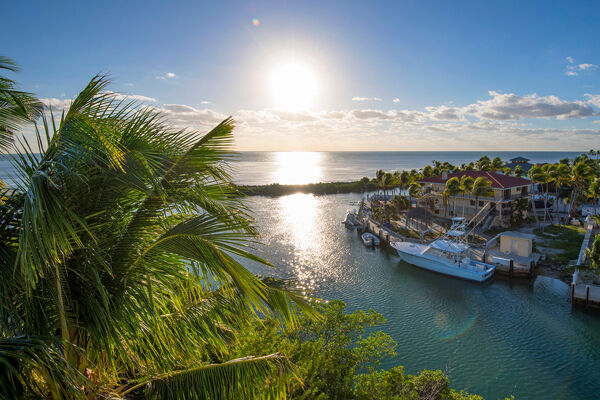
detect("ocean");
top-left (232, 151), bottom-right (584, 185)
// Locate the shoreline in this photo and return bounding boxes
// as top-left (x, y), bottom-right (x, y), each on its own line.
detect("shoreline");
top-left (237, 180), bottom-right (378, 196)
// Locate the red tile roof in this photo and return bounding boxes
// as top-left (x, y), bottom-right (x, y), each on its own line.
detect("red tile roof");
top-left (419, 171), bottom-right (531, 189)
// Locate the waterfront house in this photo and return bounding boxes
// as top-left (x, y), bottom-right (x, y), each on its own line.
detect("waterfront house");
top-left (503, 156), bottom-right (534, 173)
top-left (418, 171), bottom-right (531, 228)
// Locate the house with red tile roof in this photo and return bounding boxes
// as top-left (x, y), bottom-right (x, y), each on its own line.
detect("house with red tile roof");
top-left (418, 171), bottom-right (531, 228)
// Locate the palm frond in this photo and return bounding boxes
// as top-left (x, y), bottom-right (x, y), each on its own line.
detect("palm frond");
top-left (126, 353), bottom-right (296, 400)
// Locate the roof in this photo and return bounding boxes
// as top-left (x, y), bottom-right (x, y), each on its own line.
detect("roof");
top-left (500, 231), bottom-right (534, 240)
top-left (419, 171), bottom-right (531, 189)
top-left (510, 156), bottom-right (530, 162)
top-left (504, 162), bottom-right (533, 172)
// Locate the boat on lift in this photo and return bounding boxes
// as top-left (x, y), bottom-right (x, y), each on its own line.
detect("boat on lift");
top-left (361, 232), bottom-right (380, 247)
top-left (343, 209), bottom-right (362, 229)
top-left (391, 217), bottom-right (495, 283)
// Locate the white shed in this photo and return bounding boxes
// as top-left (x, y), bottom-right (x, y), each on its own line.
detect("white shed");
top-left (499, 231), bottom-right (533, 258)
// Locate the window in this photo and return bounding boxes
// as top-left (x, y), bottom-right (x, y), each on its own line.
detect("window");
top-left (516, 187), bottom-right (521, 192)
top-left (479, 201), bottom-right (484, 207)
top-left (470, 200), bottom-right (475, 206)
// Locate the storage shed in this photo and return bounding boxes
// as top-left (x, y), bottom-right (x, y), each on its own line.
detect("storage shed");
top-left (499, 231), bottom-right (533, 258)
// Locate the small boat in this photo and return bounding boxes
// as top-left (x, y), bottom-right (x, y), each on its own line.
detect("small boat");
top-left (343, 209), bottom-right (363, 228)
top-left (361, 232), bottom-right (380, 247)
top-left (391, 217), bottom-right (494, 283)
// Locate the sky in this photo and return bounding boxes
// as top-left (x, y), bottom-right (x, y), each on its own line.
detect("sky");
top-left (2, 0), bottom-right (600, 151)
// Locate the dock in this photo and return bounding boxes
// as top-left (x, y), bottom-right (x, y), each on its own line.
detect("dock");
top-left (570, 217), bottom-right (600, 308)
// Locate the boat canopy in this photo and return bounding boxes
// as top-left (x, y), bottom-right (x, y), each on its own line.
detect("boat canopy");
top-left (430, 239), bottom-right (469, 254)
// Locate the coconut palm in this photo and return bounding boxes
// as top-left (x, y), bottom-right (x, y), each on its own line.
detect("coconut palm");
top-left (476, 156), bottom-right (490, 171)
top-left (586, 235), bottom-right (600, 284)
top-left (459, 175), bottom-right (474, 217)
top-left (587, 177), bottom-right (600, 216)
top-left (513, 165), bottom-right (524, 177)
top-left (0, 56), bottom-right (43, 151)
top-left (471, 177), bottom-right (494, 213)
top-left (568, 160), bottom-right (594, 218)
top-left (528, 165), bottom-right (545, 226)
top-left (490, 157), bottom-right (503, 173)
top-left (406, 182), bottom-right (421, 229)
top-left (0, 75), bottom-right (310, 399)
top-left (443, 177), bottom-right (461, 217)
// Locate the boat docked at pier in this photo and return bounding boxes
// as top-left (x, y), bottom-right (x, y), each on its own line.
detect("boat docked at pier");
top-left (361, 232), bottom-right (380, 247)
top-left (343, 209), bottom-right (363, 229)
top-left (391, 217), bottom-right (495, 283)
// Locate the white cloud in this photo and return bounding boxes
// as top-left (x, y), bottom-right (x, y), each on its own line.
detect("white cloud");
top-left (155, 103), bottom-right (227, 127)
top-left (426, 105), bottom-right (463, 121)
top-left (461, 91), bottom-right (596, 120)
top-left (578, 63), bottom-right (595, 70)
top-left (156, 72), bottom-right (178, 80)
top-left (352, 96), bottom-right (382, 101)
top-left (124, 82), bottom-right (134, 87)
top-left (565, 57), bottom-right (596, 76)
top-left (41, 98), bottom-right (71, 113)
top-left (105, 91), bottom-right (156, 102)
top-left (200, 100), bottom-right (211, 104)
top-left (392, 98), bottom-right (400, 103)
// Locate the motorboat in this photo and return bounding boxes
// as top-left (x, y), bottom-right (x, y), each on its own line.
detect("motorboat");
top-left (361, 232), bottom-right (380, 247)
top-left (343, 209), bottom-right (363, 228)
top-left (391, 217), bottom-right (495, 283)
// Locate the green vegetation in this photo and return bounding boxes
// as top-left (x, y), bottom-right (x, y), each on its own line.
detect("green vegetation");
top-left (0, 73), bottom-right (311, 399)
top-left (238, 179), bottom-right (379, 196)
top-left (235, 300), bottom-right (485, 400)
top-left (585, 235), bottom-right (600, 283)
top-left (0, 57), bottom-right (491, 399)
top-left (534, 225), bottom-right (586, 263)
top-left (0, 56), bottom-right (43, 151)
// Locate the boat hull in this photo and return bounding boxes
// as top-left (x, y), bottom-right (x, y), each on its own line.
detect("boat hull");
top-left (392, 243), bottom-right (494, 283)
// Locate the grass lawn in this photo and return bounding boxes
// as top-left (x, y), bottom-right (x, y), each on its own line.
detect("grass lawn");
top-left (533, 224), bottom-right (585, 263)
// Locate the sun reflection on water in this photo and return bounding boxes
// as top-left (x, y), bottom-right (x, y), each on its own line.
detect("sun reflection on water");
top-left (273, 152), bottom-right (323, 185)
top-left (276, 193), bottom-right (326, 291)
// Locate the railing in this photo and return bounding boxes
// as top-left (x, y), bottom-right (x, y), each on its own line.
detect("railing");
top-left (426, 191), bottom-right (528, 202)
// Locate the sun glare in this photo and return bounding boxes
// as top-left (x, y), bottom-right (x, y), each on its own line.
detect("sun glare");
top-left (269, 62), bottom-right (317, 110)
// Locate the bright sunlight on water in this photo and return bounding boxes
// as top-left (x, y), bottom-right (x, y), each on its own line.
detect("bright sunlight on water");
top-left (272, 152), bottom-right (323, 185)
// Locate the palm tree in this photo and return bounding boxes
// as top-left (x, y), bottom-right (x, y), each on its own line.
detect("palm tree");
top-left (490, 156), bottom-right (503, 173)
top-left (476, 155), bottom-right (491, 171)
top-left (586, 235), bottom-right (600, 284)
top-left (407, 182), bottom-right (421, 229)
top-left (443, 177), bottom-right (461, 217)
top-left (459, 175), bottom-right (474, 217)
top-left (587, 177), bottom-right (600, 216)
top-left (0, 76), bottom-right (309, 398)
top-left (471, 177), bottom-right (494, 213)
top-left (528, 165), bottom-right (544, 226)
top-left (514, 165), bottom-right (524, 177)
top-left (0, 56), bottom-right (43, 151)
top-left (569, 160), bottom-right (593, 218)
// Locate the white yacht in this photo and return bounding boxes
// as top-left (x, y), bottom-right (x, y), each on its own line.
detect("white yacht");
top-left (391, 217), bottom-right (495, 283)
top-left (361, 232), bottom-right (380, 247)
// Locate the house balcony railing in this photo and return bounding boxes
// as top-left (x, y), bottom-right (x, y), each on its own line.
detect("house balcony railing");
top-left (423, 191), bottom-right (528, 202)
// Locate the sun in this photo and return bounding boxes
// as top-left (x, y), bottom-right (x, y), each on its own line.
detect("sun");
top-left (269, 62), bottom-right (317, 111)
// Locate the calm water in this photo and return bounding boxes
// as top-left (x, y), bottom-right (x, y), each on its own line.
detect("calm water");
top-left (232, 151), bottom-right (584, 185)
top-left (243, 193), bottom-right (600, 400)
top-left (3, 151), bottom-right (597, 398)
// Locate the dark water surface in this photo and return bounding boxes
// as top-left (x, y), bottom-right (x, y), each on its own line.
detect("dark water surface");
top-left (244, 193), bottom-right (600, 400)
